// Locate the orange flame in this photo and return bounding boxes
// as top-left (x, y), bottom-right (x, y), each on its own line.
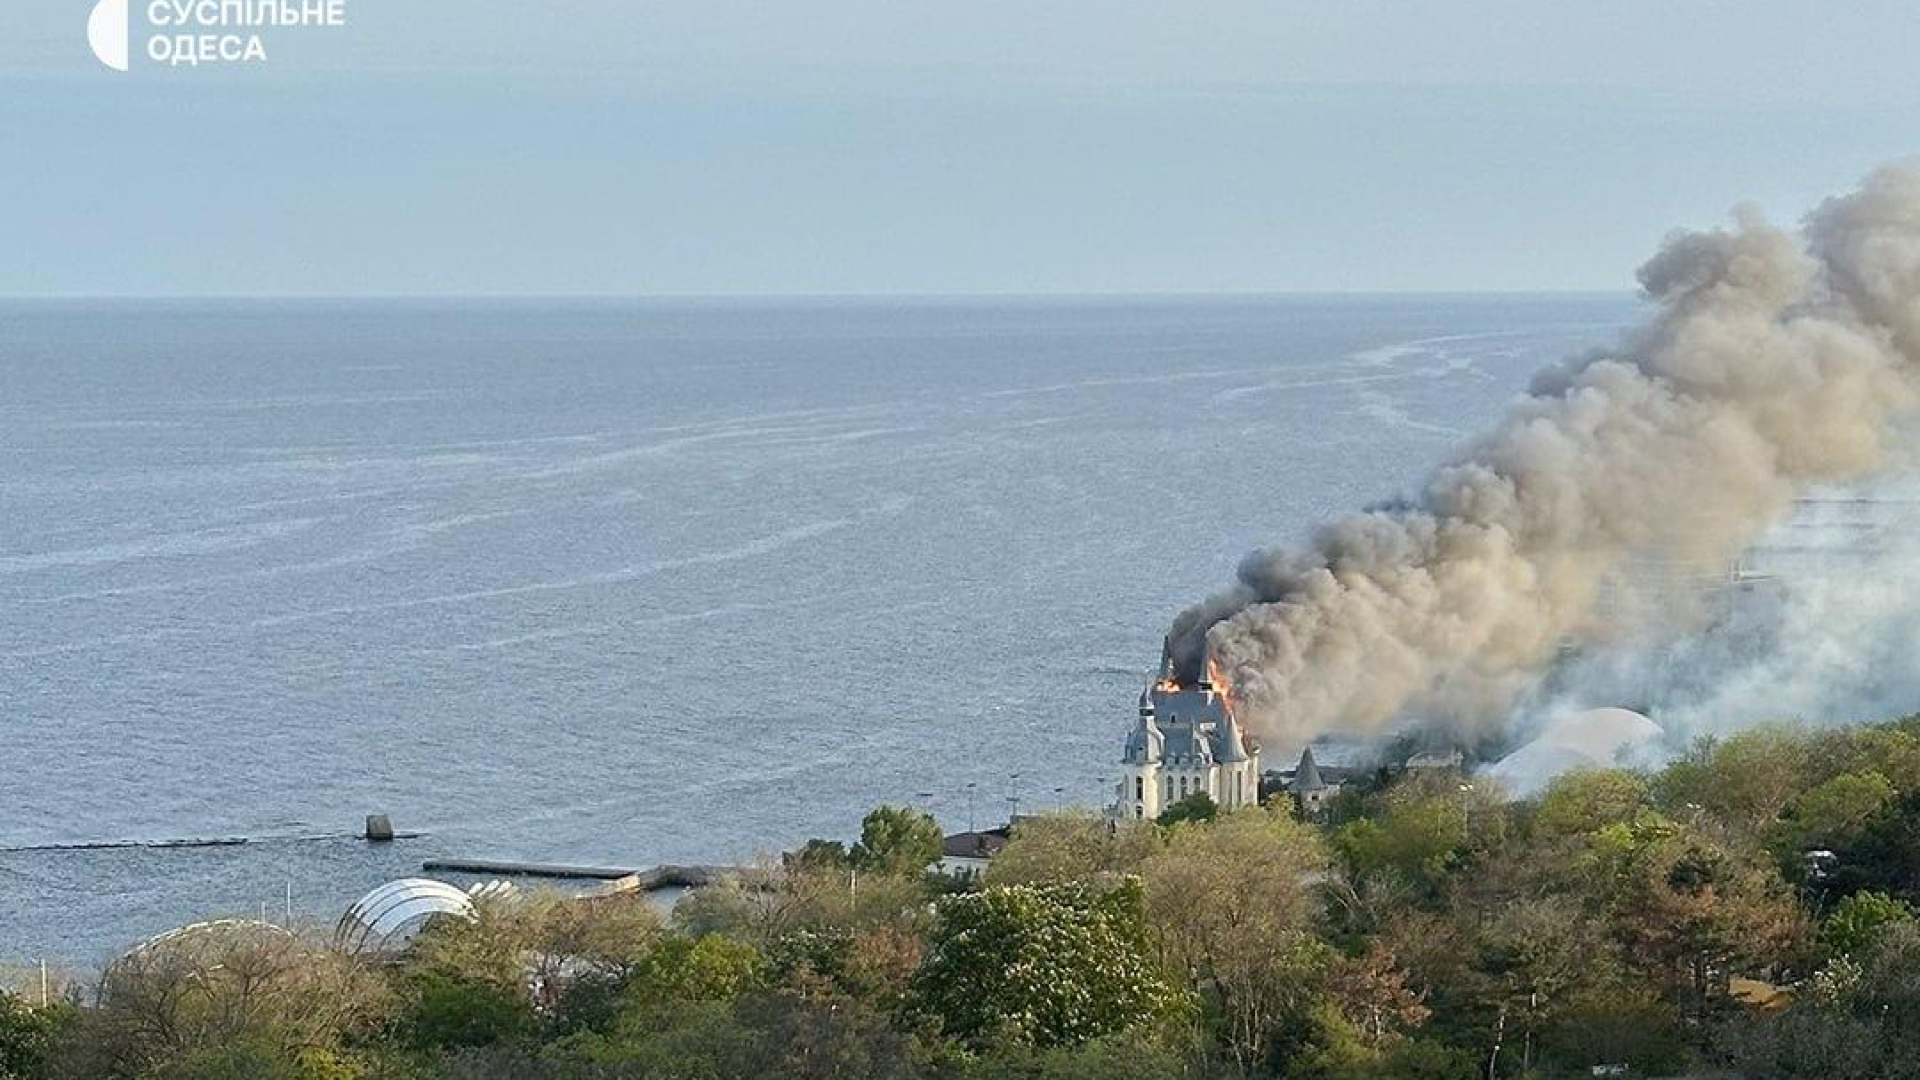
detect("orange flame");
top-left (1205, 657), bottom-right (1225, 688)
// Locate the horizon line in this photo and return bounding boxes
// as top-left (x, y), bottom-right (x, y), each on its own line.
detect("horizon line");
top-left (0, 286), bottom-right (1637, 303)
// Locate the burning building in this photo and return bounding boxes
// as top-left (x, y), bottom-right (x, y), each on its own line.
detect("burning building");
top-left (1114, 658), bottom-right (1261, 820)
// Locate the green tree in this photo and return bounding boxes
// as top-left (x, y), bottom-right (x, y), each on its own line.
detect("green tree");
top-left (1652, 726), bottom-right (1812, 838)
top-left (1777, 770), bottom-right (1894, 856)
top-left (545, 933), bottom-right (770, 1076)
top-left (675, 856), bottom-right (932, 946)
top-left (1808, 724), bottom-right (1920, 794)
top-left (627, 933), bottom-right (766, 1009)
top-left (1141, 808), bottom-right (1328, 1071)
top-left (1466, 895), bottom-right (1623, 1077)
top-left (787, 838), bottom-right (852, 871)
top-left (984, 813), bottom-right (1160, 888)
top-left (144, 1040), bottom-right (361, 1080)
top-left (1725, 921), bottom-right (1920, 1078)
top-left (1531, 768), bottom-right (1648, 838)
top-left (967, 1032), bottom-right (1201, 1079)
top-left (1332, 792), bottom-right (1471, 900)
top-left (910, 879), bottom-right (1191, 1048)
top-left (722, 994), bottom-right (930, 1080)
top-left (1612, 835), bottom-right (1808, 1023)
top-left (1832, 789), bottom-right (1920, 902)
top-left (397, 910), bottom-right (538, 1053)
top-left (1374, 1038), bottom-right (1479, 1080)
top-left (852, 805), bottom-right (945, 876)
top-left (1543, 983), bottom-right (1684, 1077)
top-left (768, 925), bottom-right (923, 1010)
top-left (0, 993), bottom-right (64, 1080)
top-left (1155, 792), bottom-right (1217, 827)
top-left (1283, 1006), bottom-right (1474, 1080)
top-left (403, 972), bottom-right (533, 1053)
top-left (510, 892), bottom-right (661, 1034)
top-left (79, 923), bottom-right (388, 1078)
top-left (1823, 890), bottom-right (1914, 956)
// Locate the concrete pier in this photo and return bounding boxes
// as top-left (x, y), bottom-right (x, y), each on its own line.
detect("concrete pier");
top-left (419, 858), bottom-right (737, 890)
top-left (421, 858), bottom-right (637, 880)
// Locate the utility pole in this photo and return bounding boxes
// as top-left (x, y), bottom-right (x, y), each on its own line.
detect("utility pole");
top-left (965, 782), bottom-right (977, 832)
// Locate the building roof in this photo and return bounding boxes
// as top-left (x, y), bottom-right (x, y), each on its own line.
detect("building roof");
top-left (1405, 748), bottom-right (1465, 770)
top-left (1123, 711), bottom-right (1165, 764)
top-left (942, 829), bottom-right (1009, 859)
top-left (1162, 717), bottom-right (1217, 765)
top-left (1217, 711), bottom-right (1251, 763)
top-left (1289, 747), bottom-right (1327, 793)
top-left (1152, 684), bottom-right (1227, 728)
top-left (1125, 679), bottom-right (1250, 767)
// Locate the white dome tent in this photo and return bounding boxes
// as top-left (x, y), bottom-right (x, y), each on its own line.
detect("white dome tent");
top-left (1485, 707), bottom-right (1665, 796)
top-left (333, 877), bottom-right (481, 955)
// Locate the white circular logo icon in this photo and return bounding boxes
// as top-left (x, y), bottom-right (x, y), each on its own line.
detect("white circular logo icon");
top-left (88, 0), bottom-right (130, 72)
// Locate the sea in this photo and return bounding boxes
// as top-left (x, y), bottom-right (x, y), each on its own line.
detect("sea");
top-left (0, 294), bottom-right (1637, 969)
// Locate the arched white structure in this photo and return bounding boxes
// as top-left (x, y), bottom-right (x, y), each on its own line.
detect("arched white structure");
top-left (334, 877), bottom-right (478, 954)
top-left (1487, 707), bottom-right (1664, 796)
top-left (120, 918), bottom-right (295, 961)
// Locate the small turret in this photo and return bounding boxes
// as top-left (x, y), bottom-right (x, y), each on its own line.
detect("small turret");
top-left (1216, 708), bottom-right (1250, 763)
top-left (1123, 681), bottom-right (1165, 765)
top-left (1289, 746), bottom-right (1327, 794)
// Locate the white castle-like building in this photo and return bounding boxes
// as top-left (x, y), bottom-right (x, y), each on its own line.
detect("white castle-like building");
top-left (1114, 671), bottom-right (1261, 819)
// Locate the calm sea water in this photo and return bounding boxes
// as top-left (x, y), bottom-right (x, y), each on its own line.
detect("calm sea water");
top-left (0, 295), bottom-right (1634, 965)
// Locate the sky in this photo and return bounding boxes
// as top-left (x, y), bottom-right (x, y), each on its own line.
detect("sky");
top-left (6, 0), bottom-right (1920, 297)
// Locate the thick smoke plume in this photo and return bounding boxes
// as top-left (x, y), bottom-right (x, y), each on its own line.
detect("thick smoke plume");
top-left (1170, 161), bottom-right (1920, 748)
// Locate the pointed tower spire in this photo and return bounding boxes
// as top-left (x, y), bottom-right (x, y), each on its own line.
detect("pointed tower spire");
top-left (1289, 746), bottom-right (1326, 793)
top-left (1124, 679), bottom-right (1164, 765)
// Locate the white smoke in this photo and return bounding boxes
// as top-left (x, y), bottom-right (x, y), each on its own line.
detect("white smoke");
top-left (1676, 526), bottom-right (1920, 730)
top-left (1170, 161), bottom-right (1920, 750)
top-left (1525, 475), bottom-right (1920, 743)
top-left (1485, 706), bottom-right (1665, 797)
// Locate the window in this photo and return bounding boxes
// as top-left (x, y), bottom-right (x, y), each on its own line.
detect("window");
top-left (1134, 776), bottom-right (1143, 800)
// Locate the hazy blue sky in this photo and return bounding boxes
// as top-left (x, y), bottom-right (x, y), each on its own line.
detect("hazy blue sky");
top-left (7, 0), bottom-right (1920, 296)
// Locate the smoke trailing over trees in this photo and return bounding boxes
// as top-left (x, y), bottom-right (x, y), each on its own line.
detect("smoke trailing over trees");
top-left (1169, 161), bottom-right (1920, 747)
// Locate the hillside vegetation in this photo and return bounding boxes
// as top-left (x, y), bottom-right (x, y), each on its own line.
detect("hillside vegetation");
top-left (10, 718), bottom-right (1920, 1079)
